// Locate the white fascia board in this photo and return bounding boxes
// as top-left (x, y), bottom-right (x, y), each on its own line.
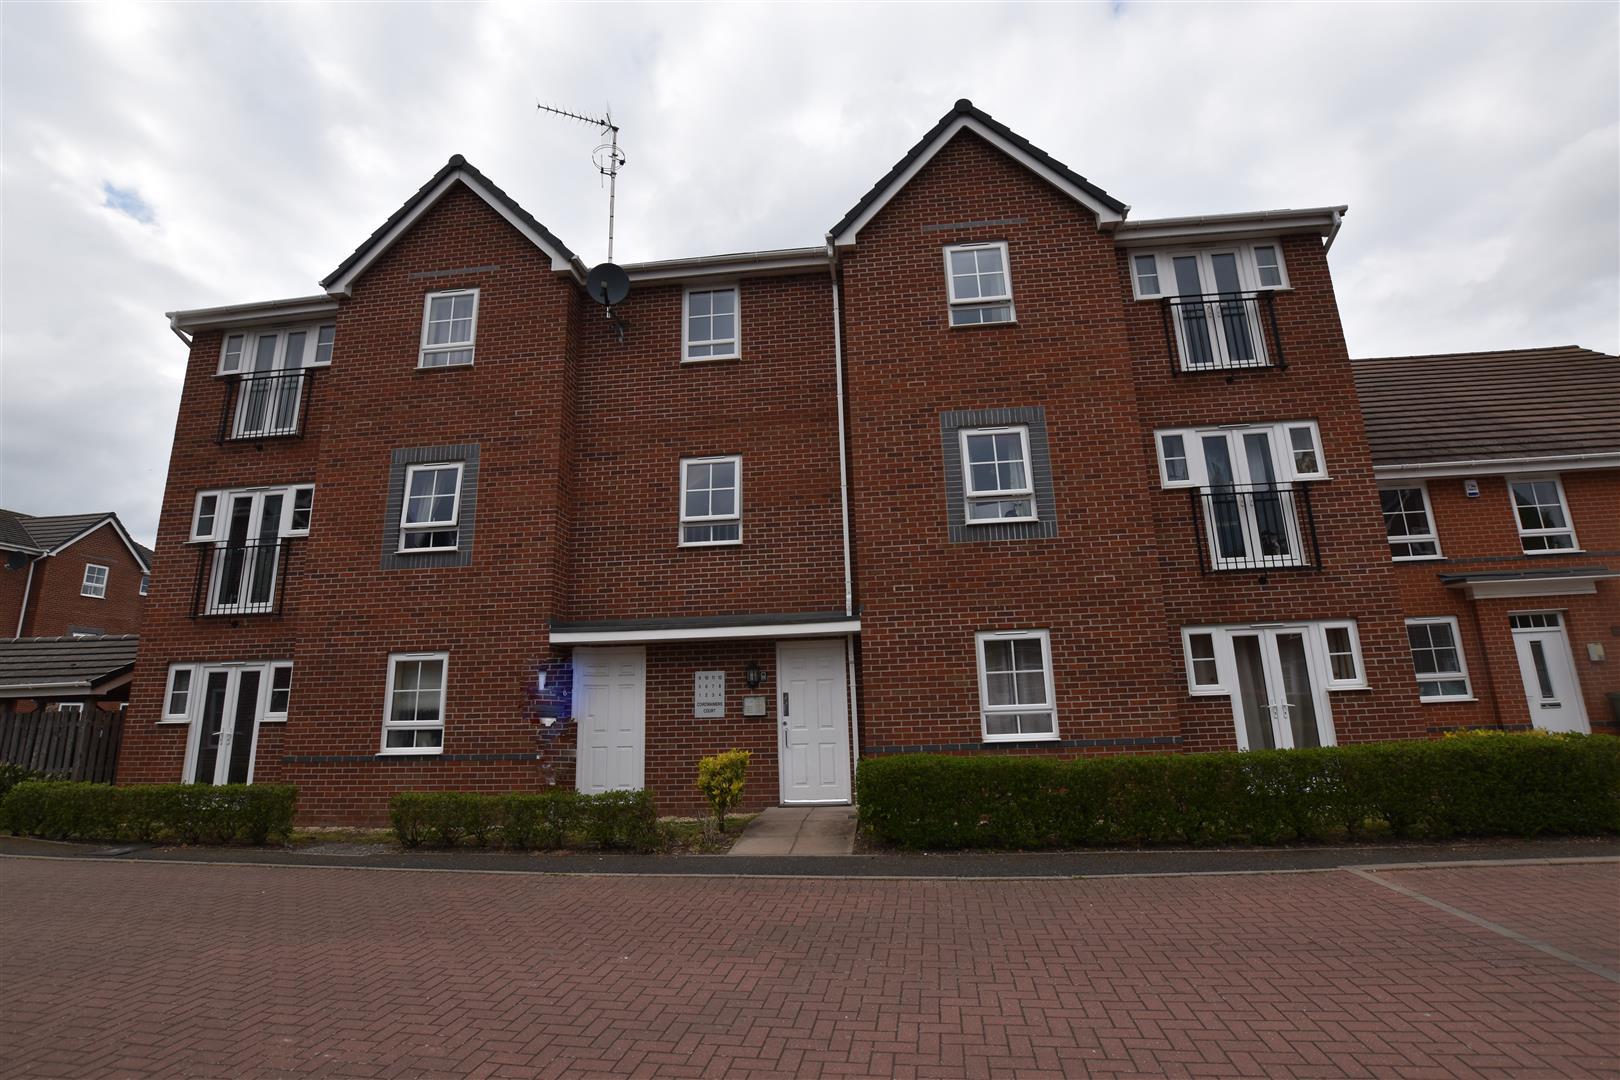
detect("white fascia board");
top-left (47, 518), bottom-right (151, 573)
top-left (1111, 207), bottom-right (1346, 247)
top-left (625, 248), bottom-right (829, 284)
top-left (549, 619), bottom-right (861, 645)
top-left (1372, 453), bottom-right (1620, 479)
top-left (325, 171), bottom-right (583, 296)
top-left (168, 296), bottom-right (340, 334)
top-left (832, 117), bottom-right (1125, 248)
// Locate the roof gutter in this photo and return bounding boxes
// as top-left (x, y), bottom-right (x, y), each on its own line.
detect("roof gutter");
top-left (0, 679), bottom-right (94, 693)
top-left (1372, 451), bottom-right (1620, 478)
top-left (1324, 207), bottom-right (1344, 253)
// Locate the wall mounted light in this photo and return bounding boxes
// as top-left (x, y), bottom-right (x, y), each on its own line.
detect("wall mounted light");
top-left (744, 661), bottom-right (765, 690)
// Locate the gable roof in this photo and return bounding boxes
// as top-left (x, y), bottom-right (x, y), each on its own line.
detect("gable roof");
top-left (829, 99), bottom-right (1128, 247)
top-left (321, 155), bottom-right (585, 295)
top-left (1350, 346), bottom-right (1620, 471)
top-left (0, 511), bottom-right (152, 572)
top-left (0, 634), bottom-right (139, 697)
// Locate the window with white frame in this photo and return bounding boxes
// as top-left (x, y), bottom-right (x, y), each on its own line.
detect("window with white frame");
top-left (1184, 631), bottom-right (1220, 690)
top-left (81, 564), bottom-right (108, 598)
top-left (1405, 618), bottom-right (1471, 701)
top-left (680, 456), bottom-right (741, 545)
top-left (287, 487), bottom-right (314, 535)
top-left (419, 290), bottom-right (478, 368)
top-left (218, 325), bottom-right (322, 376)
top-left (1179, 621), bottom-right (1361, 751)
top-left (312, 324), bottom-right (336, 366)
top-left (139, 573), bottom-right (150, 596)
top-left (1129, 241), bottom-right (1289, 300)
top-left (944, 242), bottom-right (1015, 326)
top-left (398, 464), bottom-right (463, 551)
top-left (382, 653), bottom-right (447, 752)
top-left (163, 666), bottom-right (194, 721)
top-left (190, 485), bottom-right (314, 542)
top-left (960, 427), bottom-right (1036, 522)
top-left (266, 664), bottom-right (293, 719)
top-left (1380, 484), bottom-right (1441, 559)
top-left (1180, 622), bottom-right (1365, 697)
top-left (1508, 476), bottom-right (1576, 552)
top-left (684, 287), bottom-right (739, 361)
top-left (1154, 422), bottom-right (1326, 489)
top-left (975, 630), bottom-right (1057, 741)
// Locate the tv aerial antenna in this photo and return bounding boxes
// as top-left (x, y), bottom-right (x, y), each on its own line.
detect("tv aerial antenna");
top-left (538, 102), bottom-right (630, 341)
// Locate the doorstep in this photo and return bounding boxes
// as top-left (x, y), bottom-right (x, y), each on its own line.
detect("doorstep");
top-left (728, 805), bottom-right (857, 856)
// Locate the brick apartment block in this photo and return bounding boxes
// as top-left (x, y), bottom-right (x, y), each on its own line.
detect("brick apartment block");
top-left (121, 100), bottom-right (1619, 823)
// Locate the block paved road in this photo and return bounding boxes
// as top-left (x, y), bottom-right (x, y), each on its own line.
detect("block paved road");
top-left (1, 856), bottom-right (1615, 1078)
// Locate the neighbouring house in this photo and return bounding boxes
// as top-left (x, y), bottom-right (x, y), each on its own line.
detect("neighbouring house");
top-left (1352, 346), bottom-right (1619, 735)
top-left (118, 98), bottom-right (1617, 825)
top-left (0, 509), bottom-right (152, 639)
top-left (0, 634), bottom-right (139, 714)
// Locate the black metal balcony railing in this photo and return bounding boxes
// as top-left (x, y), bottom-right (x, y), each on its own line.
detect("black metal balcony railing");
top-left (190, 540), bottom-right (292, 617)
top-left (1189, 484), bottom-right (1320, 573)
top-left (217, 369), bottom-right (314, 443)
top-left (1161, 291), bottom-right (1285, 375)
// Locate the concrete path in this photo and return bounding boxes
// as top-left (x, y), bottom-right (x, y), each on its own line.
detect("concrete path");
top-left (728, 805), bottom-right (857, 855)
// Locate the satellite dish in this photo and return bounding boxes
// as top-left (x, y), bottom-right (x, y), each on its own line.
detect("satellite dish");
top-left (585, 262), bottom-right (630, 307)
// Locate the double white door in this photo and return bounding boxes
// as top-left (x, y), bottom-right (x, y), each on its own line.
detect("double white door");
top-left (1168, 250), bottom-right (1265, 369)
top-left (209, 490), bottom-right (284, 613)
top-left (186, 667), bottom-right (264, 785)
top-left (1227, 627), bottom-right (1334, 751)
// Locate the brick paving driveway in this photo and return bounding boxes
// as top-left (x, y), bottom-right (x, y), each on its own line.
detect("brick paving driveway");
top-left (1, 857), bottom-right (1615, 1079)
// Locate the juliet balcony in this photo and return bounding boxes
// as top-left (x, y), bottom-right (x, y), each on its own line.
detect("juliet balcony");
top-left (190, 540), bottom-right (294, 617)
top-left (1188, 484), bottom-right (1320, 573)
top-left (216, 370), bottom-right (315, 443)
top-left (1161, 292), bottom-right (1285, 375)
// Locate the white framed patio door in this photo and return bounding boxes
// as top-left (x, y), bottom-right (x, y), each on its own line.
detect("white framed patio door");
top-left (1227, 627), bottom-right (1334, 751)
top-left (777, 639), bottom-right (851, 804)
top-left (234, 329), bottom-right (307, 439)
top-left (209, 490), bottom-right (285, 614)
top-left (1199, 429), bottom-right (1302, 568)
top-left (1510, 613), bottom-right (1589, 733)
top-left (1167, 250), bottom-right (1265, 369)
top-left (185, 666), bottom-right (265, 785)
top-left (573, 647), bottom-right (646, 793)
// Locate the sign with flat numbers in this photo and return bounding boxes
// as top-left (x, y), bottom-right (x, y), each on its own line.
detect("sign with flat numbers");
top-left (694, 671), bottom-right (725, 718)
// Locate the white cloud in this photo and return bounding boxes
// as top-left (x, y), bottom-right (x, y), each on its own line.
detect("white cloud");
top-left (1, 1), bottom-right (1615, 544)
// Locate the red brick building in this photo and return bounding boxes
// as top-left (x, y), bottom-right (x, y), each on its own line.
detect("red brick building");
top-left (121, 100), bottom-right (1616, 823)
top-left (1352, 347), bottom-right (1618, 737)
top-left (0, 509), bottom-right (151, 640)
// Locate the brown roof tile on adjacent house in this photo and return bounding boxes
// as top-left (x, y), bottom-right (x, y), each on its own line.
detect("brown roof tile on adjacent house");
top-left (1350, 346), bottom-right (1620, 468)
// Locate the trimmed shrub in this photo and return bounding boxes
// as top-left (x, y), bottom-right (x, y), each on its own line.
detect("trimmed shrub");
top-left (503, 791), bottom-right (578, 850)
top-left (387, 788), bottom-right (659, 852)
top-left (581, 790), bottom-right (660, 852)
top-left (696, 749), bottom-right (751, 831)
top-left (1, 782), bottom-right (297, 845)
top-left (857, 734), bottom-right (1620, 850)
top-left (389, 791), bottom-right (434, 849)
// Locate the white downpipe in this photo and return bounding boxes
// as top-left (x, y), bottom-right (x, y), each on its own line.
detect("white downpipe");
top-left (828, 245), bottom-right (853, 619)
top-left (15, 559), bottom-right (36, 638)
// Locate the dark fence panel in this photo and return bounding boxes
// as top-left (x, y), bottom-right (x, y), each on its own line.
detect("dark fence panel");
top-left (0, 708), bottom-right (124, 783)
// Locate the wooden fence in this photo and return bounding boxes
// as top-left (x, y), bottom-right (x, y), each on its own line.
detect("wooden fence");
top-left (0, 709), bottom-right (124, 783)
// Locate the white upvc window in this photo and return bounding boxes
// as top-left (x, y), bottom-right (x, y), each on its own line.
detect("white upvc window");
top-left (311, 324), bottom-right (336, 366)
top-left (381, 652), bottom-right (447, 754)
top-left (419, 289), bottom-right (478, 368)
top-left (1508, 476), bottom-right (1577, 553)
top-left (1178, 622), bottom-right (1362, 751)
top-left (1405, 617), bottom-right (1472, 701)
top-left (1380, 483), bottom-right (1442, 560)
top-left (265, 663), bottom-right (293, 720)
top-left (81, 564), bottom-right (108, 598)
top-left (163, 665), bottom-right (196, 722)
top-left (190, 485), bottom-right (314, 542)
top-left (1180, 623), bottom-right (1366, 696)
top-left (1129, 241), bottom-right (1290, 301)
top-left (139, 573), bottom-right (150, 597)
top-left (398, 464), bottom-right (464, 552)
top-left (218, 326), bottom-right (320, 376)
top-left (944, 242), bottom-right (1015, 326)
top-left (1183, 630), bottom-right (1222, 693)
top-left (960, 426), bottom-right (1036, 523)
top-left (975, 629), bottom-right (1057, 742)
top-left (286, 486), bottom-right (314, 536)
top-left (680, 456), bottom-right (742, 546)
top-left (683, 287), bottom-right (739, 361)
top-left (1153, 421), bottom-right (1326, 489)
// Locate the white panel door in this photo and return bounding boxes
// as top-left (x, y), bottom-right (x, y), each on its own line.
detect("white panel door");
top-left (1512, 618), bottom-right (1590, 734)
top-left (777, 639), bottom-right (851, 804)
top-left (573, 647), bottom-right (646, 793)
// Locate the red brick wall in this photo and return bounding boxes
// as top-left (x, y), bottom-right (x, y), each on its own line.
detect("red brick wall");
top-left (0, 554), bottom-right (30, 637)
top-left (1388, 469), bottom-right (1620, 734)
top-left (14, 524), bottom-right (148, 638)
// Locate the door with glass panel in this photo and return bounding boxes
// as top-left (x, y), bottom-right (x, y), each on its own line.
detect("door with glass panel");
top-left (1167, 250), bottom-right (1264, 370)
top-left (209, 490), bottom-right (285, 614)
top-left (1227, 628), bottom-right (1333, 750)
top-left (1510, 613), bottom-right (1590, 733)
top-left (234, 329), bottom-right (308, 438)
top-left (187, 667), bottom-right (264, 785)
top-left (1198, 429), bottom-right (1300, 569)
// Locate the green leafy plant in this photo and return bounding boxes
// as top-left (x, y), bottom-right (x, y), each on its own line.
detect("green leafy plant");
top-left (1, 782), bottom-right (296, 845)
top-left (696, 749), bottom-right (752, 832)
top-left (386, 788), bottom-right (658, 853)
top-left (856, 735), bottom-right (1620, 850)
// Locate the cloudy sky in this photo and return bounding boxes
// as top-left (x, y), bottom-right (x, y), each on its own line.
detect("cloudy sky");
top-left (2, 2), bottom-right (1616, 545)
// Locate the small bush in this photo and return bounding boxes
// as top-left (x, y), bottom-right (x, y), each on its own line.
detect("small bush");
top-left (389, 791), bottom-right (433, 849)
top-left (696, 749), bottom-right (751, 832)
top-left (387, 788), bottom-right (659, 852)
top-left (1, 781), bottom-right (297, 845)
top-left (503, 791), bottom-right (578, 850)
top-left (857, 735), bottom-right (1620, 850)
top-left (581, 790), bottom-right (660, 852)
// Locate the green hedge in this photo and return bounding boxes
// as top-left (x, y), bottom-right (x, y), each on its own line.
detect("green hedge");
top-left (857, 734), bottom-right (1620, 849)
top-left (390, 788), bottom-right (659, 852)
top-left (1, 782), bottom-right (298, 845)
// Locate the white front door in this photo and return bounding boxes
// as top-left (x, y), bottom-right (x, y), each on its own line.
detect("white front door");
top-left (184, 666), bottom-right (265, 785)
top-left (777, 639), bottom-right (852, 804)
top-left (1511, 613), bottom-right (1589, 733)
top-left (1226, 627), bottom-right (1335, 751)
top-left (573, 647), bottom-right (646, 793)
